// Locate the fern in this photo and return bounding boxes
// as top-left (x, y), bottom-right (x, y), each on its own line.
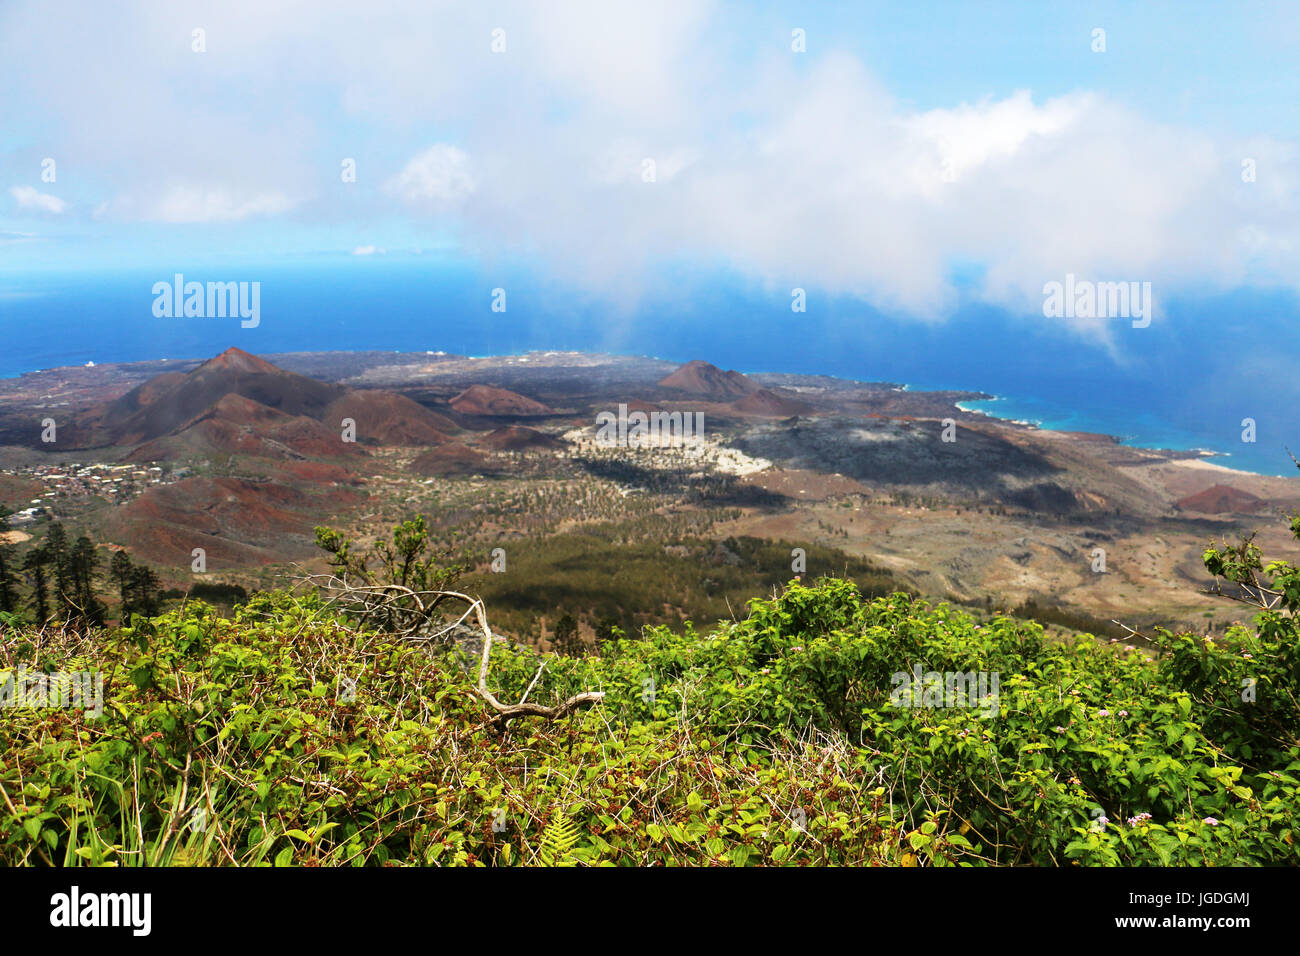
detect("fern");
top-left (538, 814), bottom-right (581, 866)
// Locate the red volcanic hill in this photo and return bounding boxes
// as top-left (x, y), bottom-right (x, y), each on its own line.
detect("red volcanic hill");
top-left (324, 390), bottom-right (455, 446)
top-left (1176, 484), bottom-right (1268, 515)
top-left (80, 347), bottom-right (456, 456)
top-left (449, 384), bottom-right (553, 417)
top-left (125, 394), bottom-right (362, 463)
top-left (730, 387), bottom-right (815, 417)
top-left (107, 474), bottom-right (364, 565)
top-left (657, 360), bottom-right (757, 400)
top-left (481, 426), bottom-right (565, 452)
top-left (97, 347), bottom-right (346, 446)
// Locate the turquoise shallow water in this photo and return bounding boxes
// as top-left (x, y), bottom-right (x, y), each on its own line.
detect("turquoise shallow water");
top-left (957, 396), bottom-right (1228, 459)
top-left (1, 262), bottom-right (1297, 476)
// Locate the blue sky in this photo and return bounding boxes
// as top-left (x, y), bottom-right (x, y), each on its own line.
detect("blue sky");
top-left (0, 0), bottom-right (1297, 333)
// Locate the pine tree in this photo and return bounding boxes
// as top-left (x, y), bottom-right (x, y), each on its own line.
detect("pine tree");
top-left (110, 550), bottom-right (134, 611)
top-left (551, 613), bottom-right (581, 656)
top-left (127, 565), bottom-right (161, 617)
top-left (24, 546), bottom-right (49, 624)
top-left (0, 506), bottom-right (17, 615)
top-left (44, 523), bottom-right (73, 620)
top-left (69, 535), bottom-right (105, 627)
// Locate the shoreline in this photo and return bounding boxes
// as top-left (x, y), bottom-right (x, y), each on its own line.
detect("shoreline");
top-left (954, 396), bottom-right (1289, 479)
top-left (4, 348), bottom-right (1292, 480)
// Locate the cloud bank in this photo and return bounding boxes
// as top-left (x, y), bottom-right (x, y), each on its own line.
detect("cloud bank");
top-left (0, 0), bottom-right (1295, 326)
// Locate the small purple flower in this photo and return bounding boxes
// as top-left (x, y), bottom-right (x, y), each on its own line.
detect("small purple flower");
top-left (1126, 812), bottom-right (1152, 827)
top-left (1203, 817), bottom-right (1220, 827)
top-left (1242, 653), bottom-right (1253, 659)
top-left (1118, 710), bottom-right (1128, 718)
top-left (1097, 709), bottom-right (1110, 717)
top-left (1054, 725), bottom-right (1066, 733)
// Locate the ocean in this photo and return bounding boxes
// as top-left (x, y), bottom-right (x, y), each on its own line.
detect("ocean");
top-left (2, 261), bottom-right (1297, 476)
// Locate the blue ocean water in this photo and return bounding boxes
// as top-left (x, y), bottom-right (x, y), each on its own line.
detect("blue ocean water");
top-left (1, 261), bottom-right (1297, 476)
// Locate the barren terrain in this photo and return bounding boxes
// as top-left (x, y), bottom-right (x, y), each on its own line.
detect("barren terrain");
top-left (3, 348), bottom-right (1296, 642)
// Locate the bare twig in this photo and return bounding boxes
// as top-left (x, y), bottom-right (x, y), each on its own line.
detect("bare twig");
top-left (305, 575), bottom-right (604, 725)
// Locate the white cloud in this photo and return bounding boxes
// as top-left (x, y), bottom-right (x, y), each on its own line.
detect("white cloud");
top-left (10, 186), bottom-right (67, 214)
top-left (98, 186), bottom-right (295, 223)
top-left (387, 145), bottom-right (475, 206)
top-left (0, 0), bottom-right (1295, 329)
top-left (352, 245), bottom-right (386, 256)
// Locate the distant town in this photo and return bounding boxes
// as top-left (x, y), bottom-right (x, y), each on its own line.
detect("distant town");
top-left (1, 461), bottom-right (180, 524)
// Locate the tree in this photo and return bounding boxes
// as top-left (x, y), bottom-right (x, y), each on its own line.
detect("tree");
top-left (0, 506), bottom-right (17, 615)
top-left (126, 565), bottom-right (161, 617)
top-left (43, 523), bottom-right (73, 621)
top-left (24, 546), bottom-right (49, 624)
top-left (313, 516), bottom-right (467, 636)
top-left (110, 551), bottom-right (134, 607)
top-left (594, 615), bottom-right (623, 651)
top-left (550, 613), bottom-right (581, 656)
top-left (68, 535), bottom-right (105, 627)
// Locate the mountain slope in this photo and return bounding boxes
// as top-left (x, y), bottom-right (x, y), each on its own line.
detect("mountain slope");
top-left (95, 348), bottom-right (347, 446)
top-left (449, 384), bottom-right (553, 417)
top-left (658, 360), bottom-right (757, 400)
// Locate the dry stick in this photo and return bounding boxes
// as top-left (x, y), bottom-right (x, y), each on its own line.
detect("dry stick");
top-left (308, 576), bottom-right (603, 724)
top-left (450, 586), bottom-right (605, 721)
top-left (519, 661), bottom-right (547, 706)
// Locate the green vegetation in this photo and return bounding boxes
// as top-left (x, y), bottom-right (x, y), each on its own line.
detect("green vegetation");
top-left (314, 515), bottom-right (467, 636)
top-left (0, 512), bottom-right (232, 628)
top-left (4, 522), bottom-right (110, 630)
top-left (473, 530), bottom-right (903, 641)
top-left (2, 575), bottom-right (1296, 865)
top-left (3, 485), bottom-right (1299, 867)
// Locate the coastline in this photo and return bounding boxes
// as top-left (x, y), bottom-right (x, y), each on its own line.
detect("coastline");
top-left (3, 348), bottom-right (1292, 479)
top-left (955, 396), bottom-right (1287, 478)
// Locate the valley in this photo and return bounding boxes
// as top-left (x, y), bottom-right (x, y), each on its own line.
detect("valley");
top-left (2, 347), bottom-right (1297, 647)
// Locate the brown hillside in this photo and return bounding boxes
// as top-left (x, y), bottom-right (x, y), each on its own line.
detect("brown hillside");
top-left (410, 443), bottom-right (504, 477)
top-left (0, 475), bottom-right (43, 509)
top-left (481, 426), bottom-right (565, 452)
top-left (107, 475), bottom-right (363, 565)
top-left (449, 384), bottom-right (553, 417)
top-left (658, 360), bottom-right (757, 399)
top-left (1176, 483), bottom-right (1268, 514)
top-left (730, 388), bottom-right (815, 417)
top-left (324, 390), bottom-right (455, 445)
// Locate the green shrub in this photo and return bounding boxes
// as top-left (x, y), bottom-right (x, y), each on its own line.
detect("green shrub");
top-left (3, 574), bottom-right (1297, 866)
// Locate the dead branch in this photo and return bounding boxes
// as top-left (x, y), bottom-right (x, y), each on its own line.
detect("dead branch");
top-left (1203, 580), bottom-right (1286, 611)
top-left (304, 574), bottom-right (603, 725)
